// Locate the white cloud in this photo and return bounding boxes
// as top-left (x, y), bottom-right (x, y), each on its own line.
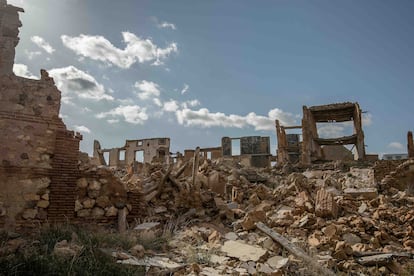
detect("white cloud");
top-left (318, 124), bottom-right (348, 138)
top-left (158, 21), bottom-right (176, 30)
top-left (74, 125), bottom-right (91, 133)
top-left (48, 66), bottom-right (114, 102)
top-left (163, 100), bottom-right (179, 112)
top-left (107, 119), bottom-right (120, 124)
top-left (387, 142), bottom-right (404, 150)
top-left (13, 64), bottom-right (38, 79)
top-left (135, 80), bottom-right (160, 100)
top-left (24, 49), bottom-right (42, 59)
top-left (362, 113), bottom-right (372, 126)
top-left (181, 83), bottom-right (189, 94)
top-left (96, 105), bottom-right (148, 124)
top-left (30, 35), bottom-right (55, 54)
top-left (153, 98), bottom-right (162, 107)
top-left (61, 32), bottom-right (178, 68)
top-left (181, 99), bottom-right (200, 109)
top-left (174, 107), bottom-right (297, 130)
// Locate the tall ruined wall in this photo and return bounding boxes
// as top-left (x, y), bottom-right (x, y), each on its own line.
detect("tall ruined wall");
top-left (0, 74), bottom-right (63, 168)
top-left (0, 72), bottom-right (82, 228)
top-left (0, 1), bottom-right (23, 75)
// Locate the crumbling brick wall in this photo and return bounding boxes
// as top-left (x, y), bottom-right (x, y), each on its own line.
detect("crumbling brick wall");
top-left (0, 73), bottom-right (82, 228)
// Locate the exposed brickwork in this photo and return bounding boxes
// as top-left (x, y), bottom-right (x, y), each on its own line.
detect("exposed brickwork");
top-left (127, 191), bottom-right (144, 222)
top-left (48, 130), bottom-right (81, 222)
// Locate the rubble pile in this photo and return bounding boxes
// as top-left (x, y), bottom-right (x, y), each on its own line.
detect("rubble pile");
top-left (101, 158), bottom-right (414, 275)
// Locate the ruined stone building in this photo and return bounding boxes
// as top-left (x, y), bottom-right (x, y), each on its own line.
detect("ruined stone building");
top-left (222, 136), bottom-right (271, 168)
top-left (184, 147), bottom-right (222, 162)
top-left (277, 102), bottom-right (366, 165)
top-left (93, 138), bottom-right (171, 168)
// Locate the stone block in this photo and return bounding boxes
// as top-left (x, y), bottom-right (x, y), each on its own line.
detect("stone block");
top-left (91, 207), bottom-right (104, 218)
top-left (37, 200), bottom-right (49, 208)
top-left (82, 198), bottom-right (95, 209)
top-left (315, 188), bottom-right (338, 218)
top-left (22, 208), bottom-right (37, 219)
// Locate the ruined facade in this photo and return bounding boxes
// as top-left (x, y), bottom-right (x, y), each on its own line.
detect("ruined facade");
top-left (93, 138), bottom-right (171, 168)
top-left (302, 102), bottom-right (365, 164)
top-left (184, 147), bottom-right (222, 162)
top-left (222, 136), bottom-right (271, 168)
top-left (277, 102), bottom-right (366, 166)
top-left (275, 120), bottom-right (302, 164)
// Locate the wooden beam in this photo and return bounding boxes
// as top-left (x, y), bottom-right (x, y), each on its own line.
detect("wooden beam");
top-left (256, 222), bottom-right (335, 276)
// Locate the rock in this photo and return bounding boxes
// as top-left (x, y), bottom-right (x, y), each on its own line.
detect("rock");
top-left (82, 198), bottom-right (95, 209)
top-left (315, 188), bottom-right (338, 218)
top-left (77, 209), bottom-right (91, 217)
top-left (105, 206), bottom-right (118, 217)
top-left (208, 171), bottom-right (225, 195)
top-left (257, 263), bottom-right (273, 274)
top-left (53, 240), bottom-right (83, 258)
top-left (130, 244), bottom-right (145, 258)
top-left (134, 222), bottom-right (161, 239)
top-left (91, 207), bottom-right (104, 217)
top-left (269, 206), bottom-right (294, 226)
top-left (95, 196), bottom-right (111, 208)
top-left (41, 193), bottom-right (49, 201)
top-left (221, 240), bottom-right (267, 262)
top-left (208, 230), bottom-right (221, 244)
top-left (33, 177), bottom-right (51, 189)
top-left (295, 191), bottom-right (314, 212)
top-left (77, 178), bottom-right (88, 188)
top-left (322, 224), bottom-right (337, 239)
top-left (224, 232), bottom-right (239, 241)
top-left (358, 202), bottom-right (368, 214)
top-left (342, 233), bottom-right (361, 245)
top-left (154, 206), bottom-right (167, 214)
top-left (23, 193), bottom-right (40, 201)
top-left (266, 255), bottom-right (289, 269)
top-left (37, 200), bottom-right (49, 208)
top-left (241, 209), bottom-right (266, 230)
top-left (74, 200), bottom-right (82, 212)
top-left (308, 233), bottom-right (321, 247)
top-left (88, 180), bottom-right (101, 191)
top-left (344, 188), bottom-right (378, 200)
top-left (22, 208), bottom-right (37, 219)
top-left (87, 189), bottom-right (100, 199)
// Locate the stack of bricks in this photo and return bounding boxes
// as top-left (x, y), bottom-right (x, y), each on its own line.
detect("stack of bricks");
top-left (48, 130), bottom-right (82, 222)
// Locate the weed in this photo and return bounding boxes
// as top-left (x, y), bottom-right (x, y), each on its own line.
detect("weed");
top-left (0, 224), bottom-right (145, 276)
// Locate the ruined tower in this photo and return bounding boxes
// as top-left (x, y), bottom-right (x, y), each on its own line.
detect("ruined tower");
top-left (0, 0), bottom-right (24, 75)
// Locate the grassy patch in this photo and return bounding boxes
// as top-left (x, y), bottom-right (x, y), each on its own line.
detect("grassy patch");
top-left (0, 224), bottom-right (144, 276)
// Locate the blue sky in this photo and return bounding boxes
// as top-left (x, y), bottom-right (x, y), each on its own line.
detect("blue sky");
top-left (9, 0), bottom-right (414, 157)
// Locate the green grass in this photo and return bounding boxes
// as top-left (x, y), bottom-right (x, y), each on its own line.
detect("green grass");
top-left (0, 224), bottom-right (145, 276)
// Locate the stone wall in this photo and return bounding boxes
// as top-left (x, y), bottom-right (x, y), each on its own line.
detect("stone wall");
top-left (0, 72), bottom-right (82, 228)
top-left (74, 168), bottom-right (129, 223)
